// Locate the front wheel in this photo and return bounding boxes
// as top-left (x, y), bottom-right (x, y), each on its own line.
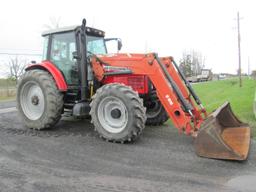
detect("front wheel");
top-left (90, 83), bottom-right (146, 143)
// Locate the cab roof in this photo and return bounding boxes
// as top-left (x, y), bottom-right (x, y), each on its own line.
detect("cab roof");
top-left (42, 25), bottom-right (105, 37)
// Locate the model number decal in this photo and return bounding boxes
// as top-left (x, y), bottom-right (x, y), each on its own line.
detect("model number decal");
top-left (165, 94), bottom-right (173, 106)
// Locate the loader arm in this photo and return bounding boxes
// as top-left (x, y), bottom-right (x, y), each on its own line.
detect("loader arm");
top-left (91, 53), bottom-right (205, 135)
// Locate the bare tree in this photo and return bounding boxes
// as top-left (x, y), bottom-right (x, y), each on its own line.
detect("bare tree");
top-left (43, 17), bottom-right (61, 30)
top-left (8, 57), bottom-right (27, 84)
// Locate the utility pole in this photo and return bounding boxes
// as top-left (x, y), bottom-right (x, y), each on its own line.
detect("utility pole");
top-left (237, 12), bottom-right (242, 87)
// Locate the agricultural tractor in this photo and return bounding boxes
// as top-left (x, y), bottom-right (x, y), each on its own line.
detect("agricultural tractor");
top-left (17, 19), bottom-right (251, 160)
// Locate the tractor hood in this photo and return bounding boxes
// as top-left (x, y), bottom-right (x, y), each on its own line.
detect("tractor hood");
top-left (91, 53), bottom-right (171, 82)
top-left (96, 53), bottom-right (148, 61)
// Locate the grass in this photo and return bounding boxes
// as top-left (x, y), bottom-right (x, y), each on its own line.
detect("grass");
top-left (193, 78), bottom-right (256, 138)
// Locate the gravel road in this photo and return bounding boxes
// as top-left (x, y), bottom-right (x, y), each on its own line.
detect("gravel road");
top-left (0, 102), bottom-right (255, 192)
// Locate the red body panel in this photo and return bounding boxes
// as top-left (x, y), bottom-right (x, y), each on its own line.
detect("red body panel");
top-left (25, 60), bottom-right (68, 91)
top-left (103, 75), bottom-right (149, 94)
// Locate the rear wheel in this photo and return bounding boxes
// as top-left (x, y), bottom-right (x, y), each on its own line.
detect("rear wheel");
top-left (145, 94), bottom-right (169, 126)
top-left (17, 70), bottom-right (64, 129)
top-left (90, 83), bottom-right (146, 142)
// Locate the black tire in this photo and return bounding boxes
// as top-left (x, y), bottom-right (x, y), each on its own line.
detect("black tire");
top-left (145, 95), bottom-right (169, 126)
top-left (90, 83), bottom-right (146, 143)
top-left (17, 69), bottom-right (64, 130)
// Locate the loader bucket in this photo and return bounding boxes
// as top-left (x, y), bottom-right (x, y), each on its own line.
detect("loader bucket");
top-left (194, 102), bottom-right (251, 160)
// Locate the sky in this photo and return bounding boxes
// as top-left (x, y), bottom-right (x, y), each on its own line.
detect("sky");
top-left (0, 0), bottom-right (255, 76)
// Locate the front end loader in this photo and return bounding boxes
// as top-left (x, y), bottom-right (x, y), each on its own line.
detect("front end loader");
top-left (91, 52), bottom-right (251, 160)
top-left (17, 19), bottom-right (251, 160)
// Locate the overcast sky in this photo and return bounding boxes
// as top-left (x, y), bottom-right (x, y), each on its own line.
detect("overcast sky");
top-left (0, 0), bottom-right (255, 75)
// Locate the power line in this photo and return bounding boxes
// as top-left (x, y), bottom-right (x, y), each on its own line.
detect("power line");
top-left (0, 48), bottom-right (41, 52)
top-left (0, 52), bottom-right (42, 56)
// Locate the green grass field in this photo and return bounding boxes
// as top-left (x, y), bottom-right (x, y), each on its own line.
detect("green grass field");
top-left (193, 78), bottom-right (256, 138)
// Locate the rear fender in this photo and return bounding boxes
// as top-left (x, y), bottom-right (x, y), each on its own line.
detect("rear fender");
top-left (25, 60), bottom-right (68, 91)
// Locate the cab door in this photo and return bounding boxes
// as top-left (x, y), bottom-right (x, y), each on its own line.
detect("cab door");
top-left (50, 32), bottom-right (78, 85)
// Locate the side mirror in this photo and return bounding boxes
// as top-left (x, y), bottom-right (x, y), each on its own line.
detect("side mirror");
top-left (105, 38), bottom-right (122, 53)
top-left (72, 51), bottom-right (81, 60)
top-left (117, 38), bottom-right (122, 51)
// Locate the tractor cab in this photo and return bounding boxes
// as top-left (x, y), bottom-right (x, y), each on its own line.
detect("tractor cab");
top-left (42, 25), bottom-right (122, 85)
top-left (42, 25), bottom-right (106, 85)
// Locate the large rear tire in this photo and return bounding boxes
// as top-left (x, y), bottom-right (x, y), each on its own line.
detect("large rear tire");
top-left (90, 83), bottom-right (146, 143)
top-left (17, 70), bottom-right (64, 130)
top-left (145, 94), bottom-right (169, 126)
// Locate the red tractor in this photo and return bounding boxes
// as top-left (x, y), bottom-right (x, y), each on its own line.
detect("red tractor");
top-left (17, 19), bottom-right (251, 160)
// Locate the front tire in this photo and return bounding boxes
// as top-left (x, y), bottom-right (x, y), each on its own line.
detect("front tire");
top-left (17, 70), bottom-right (64, 129)
top-left (90, 83), bottom-right (146, 142)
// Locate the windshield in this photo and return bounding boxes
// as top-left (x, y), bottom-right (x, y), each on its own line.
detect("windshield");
top-left (87, 36), bottom-right (107, 55)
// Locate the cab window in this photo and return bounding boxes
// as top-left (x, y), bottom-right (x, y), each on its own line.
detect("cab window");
top-left (50, 32), bottom-right (78, 84)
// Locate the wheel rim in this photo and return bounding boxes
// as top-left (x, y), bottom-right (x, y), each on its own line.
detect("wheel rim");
top-left (97, 96), bottom-right (128, 133)
top-left (20, 81), bottom-right (45, 120)
top-left (146, 100), bottom-right (162, 118)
